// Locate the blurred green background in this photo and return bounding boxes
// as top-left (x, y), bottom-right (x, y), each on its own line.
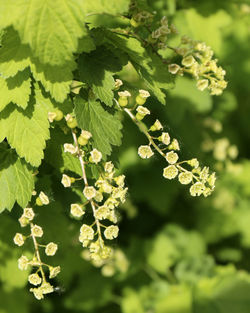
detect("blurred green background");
top-left (1, 1), bottom-right (250, 312)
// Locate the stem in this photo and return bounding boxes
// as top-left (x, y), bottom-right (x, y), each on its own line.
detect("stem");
top-left (120, 104), bottom-right (201, 182)
top-left (30, 223), bottom-right (46, 281)
top-left (71, 131), bottom-right (104, 249)
top-left (123, 108), bottom-right (166, 158)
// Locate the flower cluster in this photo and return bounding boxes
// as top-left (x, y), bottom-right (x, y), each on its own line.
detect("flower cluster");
top-left (168, 36), bottom-right (227, 95)
top-left (129, 1), bottom-right (154, 28)
top-left (14, 192), bottom-right (60, 300)
top-left (115, 86), bottom-right (216, 197)
top-left (147, 16), bottom-right (178, 49)
top-left (61, 123), bottom-right (128, 267)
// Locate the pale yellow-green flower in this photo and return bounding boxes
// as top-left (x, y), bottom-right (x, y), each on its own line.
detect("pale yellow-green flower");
top-left (83, 186), bottom-right (96, 200)
top-left (31, 225), bottom-right (43, 237)
top-left (49, 266), bottom-right (61, 279)
top-left (45, 242), bottom-right (58, 256)
top-left (28, 273), bottom-right (42, 286)
top-left (90, 148), bottom-right (102, 164)
top-left (23, 208), bottom-right (35, 221)
top-left (178, 172), bottom-right (193, 185)
top-left (160, 132), bottom-right (171, 145)
top-left (64, 143), bottom-right (78, 154)
top-left (104, 225), bottom-right (119, 240)
top-left (138, 145), bottom-right (154, 159)
top-left (190, 182), bottom-right (205, 196)
top-left (70, 203), bottom-right (85, 218)
top-left (18, 255), bottom-right (29, 270)
top-left (163, 165), bottom-right (178, 179)
top-left (13, 233), bottom-right (25, 246)
top-left (166, 151), bottom-right (179, 164)
top-left (80, 224), bottom-right (94, 240)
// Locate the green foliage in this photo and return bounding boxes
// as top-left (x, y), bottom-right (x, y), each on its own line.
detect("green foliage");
top-left (75, 96), bottom-right (123, 156)
top-left (0, 0), bottom-right (250, 312)
top-left (0, 145), bottom-right (34, 212)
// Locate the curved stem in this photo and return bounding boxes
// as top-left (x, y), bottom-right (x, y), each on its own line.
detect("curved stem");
top-left (71, 131), bottom-right (104, 249)
top-left (30, 223), bottom-right (46, 282)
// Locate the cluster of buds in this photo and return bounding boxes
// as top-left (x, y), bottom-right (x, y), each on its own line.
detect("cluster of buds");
top-left (81, 248), bottom-right (129, 277)
top-left (129, 1), bottom-right (154, 28)
top-left (115, 86), bottom-right (216, 197)
top-left (14, 192), bottom-right (60, 300)
top-left (147, 16), bottom-right (178, 49)
top-left (168, 36), bottom-right (227, 95)
top-left (62, 122), bottom-right (128, 267)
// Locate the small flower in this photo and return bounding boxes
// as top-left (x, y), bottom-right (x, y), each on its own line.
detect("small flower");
top-left (30, 287), bottom-right (44, 300)
top-left (114, 175), bottom-right (126, 187)
top-left (31, 225), bottom-right (43, 237)
top-left (188, 158), bottom-right (199, 168)
top-left (79, 224), bottom-right (94, 240)
top-left (94, 191), bottom-right (103, 202)
top-left (138, 145), bottom-right (154, 159)
top-left (139, 90), bottom-right (150, 98)
top-left (149, 119), bottom-right (163, 131)
top-left (168, 64), bottom-right (180, 74)
top-left (18, 215), bottom-right (30, 227)
top-left (81, 130), bottom-right (92, 140)
top-left (118, 90), bottom-right (131, 107)
top-left (28, 273), bottom-right (42, 286)
top-left (49, 266), bottom-right (61, 279)
top-left (70, 203), bottom-right (85, 218)
top-left (95, 206), bottom-right (110, 220)
top-left (197, 79), bottom-right (209, 91)
top-left (45, 242), bottom-right (58, 256)
top-left (38, 192), bottom-right (49, 205)
top-left (190, 182), bottom-right (205, 196)
top-left (136, 106), bottom-right (150, 120)
top-left (182, 55), bottom-right (195, 67)
top-left (166, 151), bottom-right (179, 164)
top-left (163, 165), bottom-right (178, 179)
top-left (61, 174), bottom-right (72, 188)
top-left (160, 132), bottom-right (171, 145)
top-left (104, 225), bottom-right (119, 240)
top-left (83, 186), bottom-right (96, 200)
top-left (207, 172), bottom-right (216, 188)
top-left (64, 143), bottom-right (78, 154)
top-left (13, 233), bottom-right (25, 246)
top-left (40, 282), bottom-right (54, 294)
top-left (169, 139), bottom-right (180, 150)
top-left (90, 148), bottom-right (102, 164)
top-left (23, 208), bottom-right (35, 221)
top-left (104, 161), bottom-right (114, 173)
top-left (18, 255), bottom-right (29, 270)
top-left (178, 172), bottom-right (193, 185)
top-left (48, 112), bottom-right (57, 123)
top-left (118, 90), bottom-right (131, 98)
top-left (115, 79), bottom-right (123, 89)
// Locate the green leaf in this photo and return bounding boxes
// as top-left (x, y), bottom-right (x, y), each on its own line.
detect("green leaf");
top-left (82, 0), bottom-right (130, 15)
top-left (0, 69), bottom-right (31, 111)
top-left (45, 127), bottom-right (82, 176)
top-left (78, 47), bottom-right (123, 106)
top-left (0, 28), bottom-right (75, 102)
top-left (0, 27), bottom-right (30, 78)
top-left (13, 0), bottom-right (86, 65)
top-left (74, 96), bottom-right (122, 157)
top-left (30, 58), bottom-right (75, 103)
top-left (95, 29), bottom-right (174, 104)
top-left (0, 90), bottom-right (51, 167)
top-left (0, 0), bottom-right (23, 30)
top-left (193, 271), bottom-right (250, 313)
top-left (0, 145), bottom-right (34, 212)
